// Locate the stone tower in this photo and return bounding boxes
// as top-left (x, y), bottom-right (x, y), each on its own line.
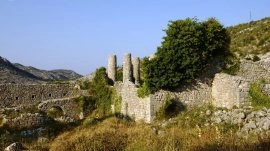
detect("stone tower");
top-left (123, 53), bottom-right (132, 83)
top-left (108, 54), bottom-right (117, 83)
top-left (133, 57), bottom-right (140, 86)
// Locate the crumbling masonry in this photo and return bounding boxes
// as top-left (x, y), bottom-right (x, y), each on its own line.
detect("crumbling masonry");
top-left (108, 53), bottom-right (270, 122)
top-left (108, 53), bottom-right (165, 123)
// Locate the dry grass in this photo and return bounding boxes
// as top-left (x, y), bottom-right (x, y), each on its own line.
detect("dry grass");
top-left (49, 115), bottom-right (270, 151)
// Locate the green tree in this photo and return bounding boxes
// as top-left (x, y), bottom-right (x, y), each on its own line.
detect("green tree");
top-left (143, 18), bottom-right (230, 92)
top-left (90, 67), bottom-right (112, 116)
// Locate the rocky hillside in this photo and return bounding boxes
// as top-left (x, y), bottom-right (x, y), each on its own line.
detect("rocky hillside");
top-left (0, 56), bottom-right (82, 84)
top-left (228, 17), bottom-right (270, 57)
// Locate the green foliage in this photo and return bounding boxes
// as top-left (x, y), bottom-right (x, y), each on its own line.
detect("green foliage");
top-left (73, 96), bottom-right (95, 115)
top-left (143, 18), bottom-right (230, 92)
top-left (78, 80), bottom-right (91, 90)
top-left (116, 67), bottom-right (123, 81)
top-left (82, 117), bottom-right (98, 126)
top-left (47, 106), bottom-right (64, 118)
top-left (137, 82), bottom-right (151, 98)
top-left (111, 89), bottom-right (122, 114)
top-left (228, 17), bottom-right (270, 57)
top-left (90, 67), bottom-right (115, 116)
top-left (156, 95), bottom-right (173, 120)
top-left (249, 80), bottom-right (270, 109)
top-left (222, 57), bottom-right (240, 75)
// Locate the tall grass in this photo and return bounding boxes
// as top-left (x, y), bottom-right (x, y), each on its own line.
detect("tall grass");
top-left (49, 114), bottom-right (270, 151)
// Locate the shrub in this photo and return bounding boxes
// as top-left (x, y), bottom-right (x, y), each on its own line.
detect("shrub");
top-left (47, 106), bottom-right (64, 118)
top-left (78, 80), bottom-right (91, 90)
top-left (143, 17), bottom-right (230, 92)
top-left (90, 67), bottom-right (121, 117)
top-left (249, 81), bottom-right (270, 109)
top-left (137, 82), bottom-right (151, 98)
top-left (73, 96), bottom-right (95, 114)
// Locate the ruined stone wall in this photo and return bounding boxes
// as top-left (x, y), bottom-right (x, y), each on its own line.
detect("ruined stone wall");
top-left (212, 73), bottom-right (251, 109)
top-left (115, 81), bottom-right (165, 123)
top-left (3, 113), bottom-right (53, 130)
top-left (238, 60), bottom-right (270, 82)
top-left (172, 81), bottom-right (212, 107)
top-left (116, 81), bottom-right (151, 122)
top-left (0, 84), bottom-right (79, 108)
top-left (38, 97), bottom-right (81, 119)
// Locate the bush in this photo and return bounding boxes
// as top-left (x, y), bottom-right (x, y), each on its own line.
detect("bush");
top-left (137, 82), bottom-right (151, 98)
top-left (222, 58), bottom-right (240, 75)
top-left (78, 80), bottom-right (91, 90)
top-left (90, 67), bottom-right (120, 117)
top-left (47, 106), bottom-right (64, 118)
top-left (249, 80), bottom-right (270, 109)
top-left (143, 18), bottom-right (230, 92)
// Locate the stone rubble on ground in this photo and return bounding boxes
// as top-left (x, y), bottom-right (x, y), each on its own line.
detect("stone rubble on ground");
top-left (209, 108), bottom-right (270, 135)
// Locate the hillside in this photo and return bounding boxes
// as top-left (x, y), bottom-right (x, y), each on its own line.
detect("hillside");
top-left (14, 63), bottom-right (82, 81)
top-left (0, 56), bottom-right (82, 84)
top-left (228, 17), bottom-right (270, 57)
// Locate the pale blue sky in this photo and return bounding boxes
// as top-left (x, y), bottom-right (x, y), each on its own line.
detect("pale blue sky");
top-left (0, 0), bottom-right (269, 75)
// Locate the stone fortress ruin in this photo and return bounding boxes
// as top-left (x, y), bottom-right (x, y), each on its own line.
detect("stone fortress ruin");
top-left (1, 52), bottom-right (270, 126)
top-left (0, 83), bottom-right (88, 129)
top-left (108, 53), bottom-right (166, 123)
top-left (108, 53), bottom-right (270, 123)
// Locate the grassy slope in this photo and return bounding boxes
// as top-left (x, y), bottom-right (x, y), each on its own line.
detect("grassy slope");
top-left (50, 114), bottom-right (270, 151)
top-left (49, 17), bottom-right (270, 151)
top-left (228, 17), bottom-right (270, 57)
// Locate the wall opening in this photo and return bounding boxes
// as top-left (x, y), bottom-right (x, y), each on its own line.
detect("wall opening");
top-left (32, 95), bottom-right (36, 99)
top-left (47, 106), bottom-right (64, 118)
top-left (15, 97), bottom-right (18, 100)
top-left (49, 93), bottom-right (52, 97)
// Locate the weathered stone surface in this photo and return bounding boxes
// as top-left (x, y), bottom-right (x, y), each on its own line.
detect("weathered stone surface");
top-left (212, 73), bottom-right (251, 109)
top-left (38, 97), bottom-right (81, 120)
top-left (210, 108), bottom-right (270, 135)
top-left (3, 113), bottom-right (53, 130)
top-left (123, 53), bottom-right (132, 83)
top-left (172, 81), bottom-right (212, 107)
top-left (107, 55), bottom-right (117, 83)
top-left (114, 54), bottom-right (166, 123)
top-left (0, 84), bottom-right (80, 108)
top-left (132, 57), bottom-right (140, 86)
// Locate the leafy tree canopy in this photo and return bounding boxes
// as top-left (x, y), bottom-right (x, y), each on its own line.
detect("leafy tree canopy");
top-left (90, 67), bottom-right (112, 116)
top-left (143, 18), bottom-right (230, 92)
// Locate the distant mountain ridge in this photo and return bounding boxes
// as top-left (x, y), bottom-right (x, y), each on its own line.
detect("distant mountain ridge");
top-left (0, 56), bottom-right (82, 84)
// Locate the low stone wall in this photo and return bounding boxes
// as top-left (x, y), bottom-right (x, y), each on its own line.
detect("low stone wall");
top-left (116, 80), bottom-right (211, 122)
top-left (3, 113), bottom-right (53, 130)
top-left (0, 84), bottom-right (80, 108)
top-left (212, 73), bottom-right (251, 109)
top-left (238, 60), bottom-right (270, 82)
top-left (172, 81), bottom-right (212, 107)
